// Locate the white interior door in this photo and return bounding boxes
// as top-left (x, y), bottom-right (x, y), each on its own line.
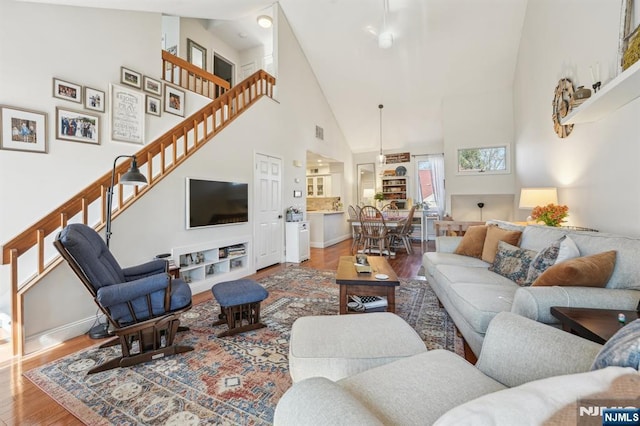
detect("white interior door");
top-left (254, 153), bottom-right (283, 269)
top-left (241, 62), bottom-right (256, 80)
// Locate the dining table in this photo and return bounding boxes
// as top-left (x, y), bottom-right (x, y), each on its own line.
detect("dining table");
top-left (347, 215), bottom-right (408, 255)
top-left (346, 215), bottom-right (408, 228)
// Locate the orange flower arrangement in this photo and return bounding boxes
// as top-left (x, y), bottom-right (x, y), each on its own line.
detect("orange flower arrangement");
top-left (531, 203), bottom-right (569, 227)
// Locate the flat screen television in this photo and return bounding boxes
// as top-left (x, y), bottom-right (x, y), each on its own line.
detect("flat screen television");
top-left (186, 178), bottom-right (249, 229)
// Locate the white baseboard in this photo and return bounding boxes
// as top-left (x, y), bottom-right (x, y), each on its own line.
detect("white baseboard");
top-left (310, 233), bottom-right (350, 248)
top-left (24, 314), bottom-right (104, 355)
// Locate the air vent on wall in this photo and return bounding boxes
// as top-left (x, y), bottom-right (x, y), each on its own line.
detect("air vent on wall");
top-left (315, 125), bottom-right (324, 140)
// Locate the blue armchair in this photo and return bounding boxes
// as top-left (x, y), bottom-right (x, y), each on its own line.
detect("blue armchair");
top-left (54, 223), bottom-right (193, 374)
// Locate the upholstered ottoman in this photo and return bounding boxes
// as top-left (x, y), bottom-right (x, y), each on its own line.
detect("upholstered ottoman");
top-left (288, 312), bottom-right (427, 382)
top-left (211, 279), bottom-right (269, 337)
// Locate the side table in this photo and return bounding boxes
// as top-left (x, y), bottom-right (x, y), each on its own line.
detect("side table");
top-left (335, 256), bottom-right (400, 314)
top-left (550, 306), bottom-right (639, 344)
top-left (168, 265), bottom-right (180, 279)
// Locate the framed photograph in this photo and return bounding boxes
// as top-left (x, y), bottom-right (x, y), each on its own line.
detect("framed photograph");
top-left (84, 87), bottom-right (105, 112)
top-left (53, 78), bottom-right (82, 103)
top-left (146, 95), bottom-right (161, 117)
top-left (111, 84), bottom-right (145, 144)
top-left (187, 38), bottom-right (207, 70)
top-left (56, 107), bottom-right (100, 145)
top-left (164, 85), bottom-right (185, 117)
top-left (0, 105), bottom-right (48, 153)
top-left (143, 76), bottom-right (162, 96)
top-left (121, 66), bottom-right (142, 89)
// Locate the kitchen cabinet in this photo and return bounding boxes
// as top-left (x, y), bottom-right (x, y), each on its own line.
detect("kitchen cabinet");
top-left (306, 175), bottom-right (332, 197)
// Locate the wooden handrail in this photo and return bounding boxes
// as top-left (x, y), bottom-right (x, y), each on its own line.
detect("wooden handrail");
top-left (1, 66), bottom-right (275, 356)
top-left (162, 50), bottom-right (231, 99)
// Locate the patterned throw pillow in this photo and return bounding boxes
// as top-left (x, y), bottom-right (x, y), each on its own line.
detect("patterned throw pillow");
top-left (489, 241), bottom-right (537, 286)
top-left (524, 239), bottom-right (561, 285)
top-left (591, 318), bottom-right (640, 371)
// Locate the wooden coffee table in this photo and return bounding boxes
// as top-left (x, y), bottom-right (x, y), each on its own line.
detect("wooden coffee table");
top-left (335, 256), bottom-right (400, 314)
top-left (550, 306), bottom-right (639, 344)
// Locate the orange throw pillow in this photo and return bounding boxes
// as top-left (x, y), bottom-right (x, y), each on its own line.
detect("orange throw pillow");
top-left (532, 250), bottom-right (616, 287)
top-left (481, 226), bottom-right (522, 263)
top-left (454, 225), bottom-right (488, 258)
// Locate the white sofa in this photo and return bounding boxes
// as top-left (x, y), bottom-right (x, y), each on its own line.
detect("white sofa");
top-left (423, 222), bottom-right (640, 356)
top-left (274, 312), bottom-right (638, 425)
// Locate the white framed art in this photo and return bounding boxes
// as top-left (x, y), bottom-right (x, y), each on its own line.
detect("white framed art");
top-left (110, 84), bottom-right (145, 144)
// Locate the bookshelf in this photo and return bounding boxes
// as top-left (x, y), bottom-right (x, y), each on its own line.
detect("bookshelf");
top-left (381, 176), bottom-right (408, 209)
top-left (172, 237), bottom-right (250, 294)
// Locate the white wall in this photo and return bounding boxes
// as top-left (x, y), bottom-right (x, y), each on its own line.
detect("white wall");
top-left (180, 18), bottom-right (241, 83)
top-left (0, 1), bottom-right (354, 352)
top-left (0, 1), bottom-right (161, 241)
top-left (352, 138), bottom-right (443, 208)
top-left (162, 15), bottom-right (180, 53)
top-left (514, 0), bottom-right (640, 234)
top-left (0, 1), bottom-right (177, 342)
top-left (277, 5), bottom-right (354, 235)
top-left (443, 88), bottom-right (516, 217)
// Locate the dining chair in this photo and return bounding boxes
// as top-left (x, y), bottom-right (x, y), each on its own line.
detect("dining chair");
top-left (359, 205), bottom-right (390, 256)
top-left (348, 205), bottom-right (364, 254)
top-left (381, 202), bottom-right (399, 218)
top-left (392, 205), bottom-right (416, 254)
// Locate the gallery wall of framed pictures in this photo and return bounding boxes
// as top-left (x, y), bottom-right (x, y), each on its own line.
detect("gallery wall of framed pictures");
top-left (1, 66), bottom-right (175, 153)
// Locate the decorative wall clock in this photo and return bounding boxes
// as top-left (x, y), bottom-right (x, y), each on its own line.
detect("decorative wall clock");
top-left (552, 78), bottom-right (575, 138)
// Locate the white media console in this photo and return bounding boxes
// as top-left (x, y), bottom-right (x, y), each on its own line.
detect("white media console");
top-left (172, 236), bottom-right (251, 294)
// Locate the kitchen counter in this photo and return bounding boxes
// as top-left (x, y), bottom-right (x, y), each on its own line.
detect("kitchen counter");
top-left (307, 211), bottom-right (350, 248)
top-left (307, 210), bottom-right (345, 215)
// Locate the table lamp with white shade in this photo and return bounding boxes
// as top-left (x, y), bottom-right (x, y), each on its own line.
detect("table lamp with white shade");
top-left (519, 187), bottom-right (558, 222)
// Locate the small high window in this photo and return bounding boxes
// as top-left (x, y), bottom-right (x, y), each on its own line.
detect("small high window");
top-left (457, 146), bottom-right (509, 174)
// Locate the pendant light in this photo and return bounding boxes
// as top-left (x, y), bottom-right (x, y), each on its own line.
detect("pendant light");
top-left (378, 104), bottom-right (386, 165)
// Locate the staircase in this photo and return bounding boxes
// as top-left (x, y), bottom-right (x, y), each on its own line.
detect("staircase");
top-left (0, 52), bottom-right (276, 356)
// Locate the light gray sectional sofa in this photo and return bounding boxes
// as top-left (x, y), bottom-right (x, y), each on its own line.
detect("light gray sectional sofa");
top-left (275, 312), bottom-right (640, 425)
top-left (423, 221), bottom-right (640, 356)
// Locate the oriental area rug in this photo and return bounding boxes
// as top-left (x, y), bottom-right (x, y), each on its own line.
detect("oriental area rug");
top-left (24, 266), bottom-right (463, 425)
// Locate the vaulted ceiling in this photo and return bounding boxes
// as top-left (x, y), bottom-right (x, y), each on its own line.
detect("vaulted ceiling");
top-left (18, 0), bottom-right (529, 154)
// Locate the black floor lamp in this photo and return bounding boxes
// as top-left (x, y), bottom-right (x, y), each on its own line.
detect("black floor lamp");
top-left (106, 155), bottom-right (148, 247)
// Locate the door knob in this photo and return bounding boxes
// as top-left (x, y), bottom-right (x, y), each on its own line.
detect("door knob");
top-left (278, 215), bottom-right (283, 219)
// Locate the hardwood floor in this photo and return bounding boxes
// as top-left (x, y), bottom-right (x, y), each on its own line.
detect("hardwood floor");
top-left (0, 238), bottom-right (432, 425)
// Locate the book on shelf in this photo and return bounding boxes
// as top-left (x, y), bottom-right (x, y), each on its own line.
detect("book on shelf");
top-left (226, 246), bottom-right (246, 257)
